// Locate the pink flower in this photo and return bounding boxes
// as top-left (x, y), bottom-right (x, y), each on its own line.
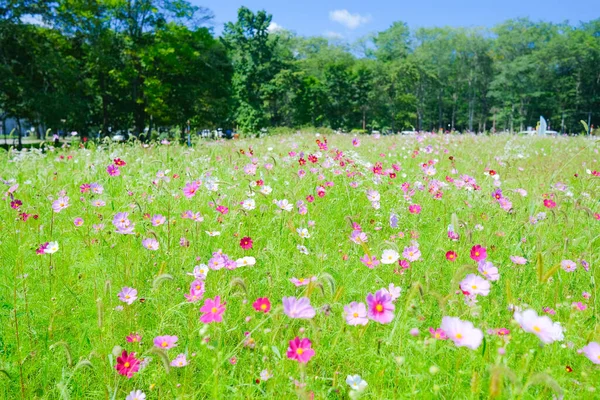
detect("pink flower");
top-left (561, 259), bottom-right (577, 272)
top-left (115, 350), bottom-right (140, 378)
top-left (142, 238), bottom-right (159, 250)
top-left (366, 290), bottom-right (395, 324)
top-left (581, 342), bottom-right (600, 364)
top-left (151, 214), bottom-right (166, 226)
top-left (460, 274), bottom-right (490, 296)
top-left (170, 353), bottom-right (188, 367)
top-left (290, 277), bottom-right (316, 286)
top-left (199, 296), bottom-right (226, 323)
top-left (510, 256), bottom-right (527, 265)
top-left (286, 337), bottom-right (315, 363)
top-left (183, 181), bottom-right (200, 198)
top-left (154, 335), bottom-right (178, 349)
top-left (73, 217), bottom-right (84, 227)
top-left (52, 196), bottom-right (70, 213)
top-left (477, 261), bottom-right (500, 281)
top-left (359, 254), bottom-right (380, 269)
top-left (440, 317), bottom-right (483, 350)
top-left (118, 287), bottom-right (138, 305)
top-left (282, 297), bottom-right (316, 319)
top-left (572, 302), bottom-right (587, 311)
top-left (106, 164), bottom-right (120, 176)
top-left (216, 205), bottom-right (229, 215)
top-left (352, 138), bottom-right (360, 147)
top-left (402, 246), bottom-right (421, 262)
top-left (514, 309), bottom-right (564, 344)
top-left (470, 245), bottom-right (487, 262)
top-left (343, 301), bottom-right (368, 326)
top-left (126, 333), bottom-right (142, 343)
top-left (408, 204), bottom-right (421, 214)
top-left (252, 297), bottom-right (271, 313)
top-left (429, 328), bottom-right (448, 340)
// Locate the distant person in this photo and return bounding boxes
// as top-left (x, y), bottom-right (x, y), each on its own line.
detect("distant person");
top-left (53, 134), bottom-right (60, 147)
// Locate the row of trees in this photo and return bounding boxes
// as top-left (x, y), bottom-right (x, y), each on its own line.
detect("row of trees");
top-left (1, 1), bottom-right (599, 138)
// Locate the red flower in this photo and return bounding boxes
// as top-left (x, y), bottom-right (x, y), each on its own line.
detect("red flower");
top-left (298, 158), bottom-right (306, 166)
top-left (113, 158), bottom-right (126, 166)
top-left (240, 236), bottom-right (253, 250)
top-left (445, 251), bottom-right (457, 261)
top-left (115, 350), bottom-right (140, 378)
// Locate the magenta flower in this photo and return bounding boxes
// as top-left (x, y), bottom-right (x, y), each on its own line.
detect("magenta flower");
top-left (343, 302), bottom-right (368, 326)
top-left (290, 277), bottom-right (316, 287)
top-left (118, 287), bottom-right (138, 305)
top-left (216, 205), bottom-right (229, 215)
top-left (366, 290), bottom-right (395, 324)
top-left (126, 333), bottom-right (142, 343)
top-left (73, 217), bottom-right (84, 227)
top-left (107, 164), bottom-right (120, 176)
top-left (153, 335), bottom-right (178, 349)
top-left (470, 245), bottom-right (487, 262)
top-left (115, 350), bottom-right (140, 378)
top-left (408, 204), bottom-right (421, 214)
top-left (239, 236), bottom-right (253, 250)
top-left (199, 296), bottom-right (226, 323)
top-left (286, 337), bottom-right (315, 363)
top-left (282, 296), bottom-right (316, 319)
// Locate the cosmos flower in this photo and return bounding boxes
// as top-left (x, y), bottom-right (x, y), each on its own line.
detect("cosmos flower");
top-left (235, 256), bottom-right (256, 268)
top-left (183, 181), bottom-right (200, 198)
top-left (142, 238), bottom-right (159, 250)
top-left (510, 256), bottom-right (527, 265)
top-left (359, 254), bottom-right (379, 269)
top-left (44, 241), bottom-right (59, 254)
top-left (460, 274), bottom-right (491, 296)
top-left (561, 259), bottom-right (577, 272)
top-left (106, 165), bottom-right (120, 176)
top-left (118, 287), bottom-right (138, 305)
top-left (126, 390), bottom-right (145, 400)
top-left (52, 196), bottom-right (70, 213)
top-left (290, 277), bottom-right (315, 286)
top-left (513, 309), bottom-right (564, 344)
top-left (282, 297), bottom-right (316, 319)
top-left (153, 335), bottom-right (178, 349)
top-left (477, 261), bottom-right (500, 281)
top-left (239, 236), bottom-right (253, 249)
top-left (366, 290), bottom-right (395, 324)
top-left (470, 245), bottom-right (487, 262)
top-left (343, 302), bottom-right (368, 326)
top-left (200, 296), bottom-right (226, 323)
top-left (252, 297), bottom-right (271, 313)
top-left (115, 351), bottom-right (140, 378)
top-left (445, 251), bottom-right (457, 261)
top-left (581, 342), bottom-right (600, 364)
top-left (346, 375), bottom-right (368, 392)
top-left (286, 337), bottom-right (315, 363)
top-left (408, 204), bottom-right (421, 214)
top-left (440, 317), bottom-right (483, 350)
top-left (151, 214), bottom-right (166, 226)
top-left (381, 249), bottom-right (400, 265)
top-left (402, 246), bottom-right (421, 262)
top-left (275, 199), bottom-right (292, 211)
top-left (73, 217), bottom-right (84, 226)
top-left (170, 354), bottom-right (188, 367)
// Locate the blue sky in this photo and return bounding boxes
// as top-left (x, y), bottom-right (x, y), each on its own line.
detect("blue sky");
top-left (196, 0), bottom-right (598, 39)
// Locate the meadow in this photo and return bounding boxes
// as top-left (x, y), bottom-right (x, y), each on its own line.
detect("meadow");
top-left (1, 133), bottom-right (599, 399)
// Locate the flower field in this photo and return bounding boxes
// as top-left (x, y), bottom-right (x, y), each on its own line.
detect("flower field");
top-left (1, 133), bottom-right (599, 399)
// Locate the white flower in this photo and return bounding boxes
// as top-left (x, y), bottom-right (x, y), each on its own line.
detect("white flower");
top-left (440, 316), bottom-right (483, 350)
top-left (275, 199), bottom-right (292, 212)
top-left (205, 231), bottom-right (221, 236)
top-left (126, 390), bottom-right (146, 400)
top-left (236, 256), bottom-right (256, 268)
top-left (44, 241), bottom-right (59, 254)
top-left (297, 228), bottom-right (310, 238)
top-left (260, 185), bottom-right (272, 195)
top-left (260, 369), bottom-right (273, 381)
top-left (346, 375), bottom-right (368, 391)
top-left (514, 309), bottom-right (564, 344)
top-left (188, 265), bottom-right (209, 279)
top-left (297, 245), bottom-right (309, 255)
top-left (241, 198), bottom-right (256, 210)
top-left (382, 283), bottom-right (402, 301)
top-left (380, 249), bottom-right (399, 265)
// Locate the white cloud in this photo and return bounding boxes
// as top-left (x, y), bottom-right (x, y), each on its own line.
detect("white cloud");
top-left (268, 22), bottom-right (284, 32)
top-left (329, 9), bottom-right (371, 30)
top-left (324, 31), bottom-right (344, 40)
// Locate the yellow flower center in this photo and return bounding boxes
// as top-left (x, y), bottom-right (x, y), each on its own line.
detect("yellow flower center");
top-left (125, 295), bottom-right (130, 299)
top-left (296, 348), bottom-right (304, 355)
top-left (455, 333), bottom-right (463, 339)
top-left (211, 307), bottom-right (218, 313)
top-left (533, 326), bottom-right (541, 332)
top-left (161, 341), bottom-right (168, 347)
top-left (376, 304), bottom-right (383, 312)
top-left (124, 362), bottom-right (130, 367)
top-left (471, 285), bottom-right (477, 289)
top-left (475, 252), bottom-right (480, 256)
top-left (353, 312), bottom-right (359, 318)
top-left (261, 304), bottom-right (267, 310)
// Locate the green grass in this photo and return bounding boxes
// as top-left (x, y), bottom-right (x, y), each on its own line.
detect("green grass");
top-left (1, 133), bottom-right (599, 399)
